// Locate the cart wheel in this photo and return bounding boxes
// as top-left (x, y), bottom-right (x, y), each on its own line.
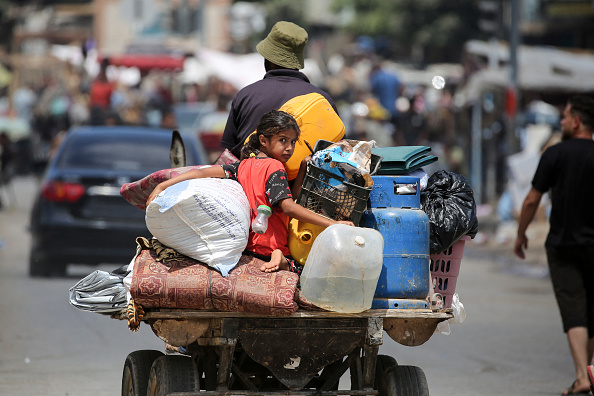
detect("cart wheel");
top-left (121, 350), bottom-right (164, 396)
top-left (146, 355), bottom-right (200, 396)
top-left (374, 354), bottom-right (397, 394)
top-left (377, 363), bottom-right (429, 396)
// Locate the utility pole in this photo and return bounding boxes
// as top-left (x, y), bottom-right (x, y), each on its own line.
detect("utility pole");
top-left (471, 100), bottom-right (483, 205)
top-left (507, 0), bottom-right (520, 154)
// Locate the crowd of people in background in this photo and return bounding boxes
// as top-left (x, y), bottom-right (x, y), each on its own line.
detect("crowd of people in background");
top-left (0, 37), bottom-right (470, 196)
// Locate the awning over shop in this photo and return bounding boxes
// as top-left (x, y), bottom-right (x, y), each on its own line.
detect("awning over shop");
top-left (102, 54), bottom-right (185, 71)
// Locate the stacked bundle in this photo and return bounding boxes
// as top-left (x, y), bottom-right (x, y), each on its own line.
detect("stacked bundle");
top-left (372, 146), bottom-right (437, 175)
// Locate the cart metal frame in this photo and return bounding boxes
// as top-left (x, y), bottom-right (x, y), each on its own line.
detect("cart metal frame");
top-left (119, 308), bottom-right (451, 396)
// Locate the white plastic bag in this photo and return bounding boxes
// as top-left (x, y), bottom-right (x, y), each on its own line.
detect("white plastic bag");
top-left (448, 293), bottom-right (467, 324)
top-left (435, 293), bottom-right (466, 335)
top-left (145, 178), bottom-right (250, 276)
top-left (347, 140), bottom-right (377, 174)
top-left (123, 256), bottom-right (136, 303)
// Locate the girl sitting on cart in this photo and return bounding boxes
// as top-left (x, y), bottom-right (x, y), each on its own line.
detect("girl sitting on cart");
top-left (147, 110), bottom-right (353, 275)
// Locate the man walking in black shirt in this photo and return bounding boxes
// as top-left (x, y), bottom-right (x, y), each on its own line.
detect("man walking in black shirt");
top-left (515, 95), bottom-right (594, 395)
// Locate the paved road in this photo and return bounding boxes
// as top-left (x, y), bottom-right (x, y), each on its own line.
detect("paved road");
top-left (0, 176), bottom-right (164, 396)
top-left (0, 176), bottom-right (576, 395)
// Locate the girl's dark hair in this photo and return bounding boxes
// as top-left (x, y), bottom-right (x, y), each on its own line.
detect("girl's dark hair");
top-left (240, 110), bottom-right (300, 160)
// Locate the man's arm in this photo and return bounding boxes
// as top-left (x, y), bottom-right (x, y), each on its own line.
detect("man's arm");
top-left (220, 108), bottom-right (239, 151)
top-left (514, 187), bottom-right (544, 259)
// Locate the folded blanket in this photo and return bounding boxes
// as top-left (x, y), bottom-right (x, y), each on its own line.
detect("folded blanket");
top-left (371, 146), bottom-right (431, 168)
top-left (130, 238), bottom-right (299, 316)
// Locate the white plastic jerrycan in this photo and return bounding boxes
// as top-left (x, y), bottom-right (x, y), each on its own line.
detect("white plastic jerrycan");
top-left (300, 224), bottom-right (384, 313)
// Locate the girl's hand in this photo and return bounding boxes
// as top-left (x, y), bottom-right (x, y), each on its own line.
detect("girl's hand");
top-left (280, 198), bottom-right (355, 228)
top-left (146, 184), bottom-right (165, 207)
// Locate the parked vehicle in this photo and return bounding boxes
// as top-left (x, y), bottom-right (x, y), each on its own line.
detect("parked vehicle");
top-left (173, 101), bottom-right (230, 163)
top-left (28, 125), bottom-right (208, 277)
top-left (172, 101), bottom-right (216, 137)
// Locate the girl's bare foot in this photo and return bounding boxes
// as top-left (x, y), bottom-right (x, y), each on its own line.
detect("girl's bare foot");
top-left (260, 249), bottom-right (288, 273)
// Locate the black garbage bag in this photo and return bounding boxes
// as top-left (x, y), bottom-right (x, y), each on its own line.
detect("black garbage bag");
top-left (421, 170), bottom-right (479, 254)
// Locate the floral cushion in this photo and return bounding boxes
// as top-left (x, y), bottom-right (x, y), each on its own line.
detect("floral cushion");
top-left (120, 165), bottom-right (211, 210)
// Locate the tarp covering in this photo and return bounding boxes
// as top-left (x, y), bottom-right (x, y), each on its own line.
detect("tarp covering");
top-left (69, 267), bottom-right (129, 313)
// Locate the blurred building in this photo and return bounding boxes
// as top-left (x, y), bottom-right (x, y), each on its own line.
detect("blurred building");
top-left (95, 0), bottom-right (231, 56)
top-left (522, 0), bottom-right (594, 49)
top-left (11, 0), bottom-right (232, 59)
top-left (479, 0), bottom-right (594, 50)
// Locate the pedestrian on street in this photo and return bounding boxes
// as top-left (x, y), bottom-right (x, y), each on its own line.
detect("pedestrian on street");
top-left (369, 60), bottom-right (401, 138)
top-left (0, 132), bottom-right (14, 209)
top-left (514, 95), bottom-right (594, 396)
top-left (220, 21), bottom-right (339, 160)
top-left (89, 58), bottom-right (114, 125)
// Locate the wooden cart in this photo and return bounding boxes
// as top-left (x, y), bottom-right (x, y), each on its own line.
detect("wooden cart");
top-left (117, 132), bottom-right (455, 395)
top-left (119, 307), bottom-right (452, 396)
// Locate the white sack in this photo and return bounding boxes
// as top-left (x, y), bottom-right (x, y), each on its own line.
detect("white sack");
top-left (145, 178), bottom-right (250, 276)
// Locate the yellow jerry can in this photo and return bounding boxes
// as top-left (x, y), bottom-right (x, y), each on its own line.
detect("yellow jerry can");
top-left (245, 92), bottom-right (345, 180)
top-left (287, 218), bottom-right (327, 266)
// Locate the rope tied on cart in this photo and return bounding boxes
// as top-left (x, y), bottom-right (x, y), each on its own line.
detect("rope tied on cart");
top-left (135, 236), bottom-right (187, 265)
top-left (151, 238), bottom-right (186, 263)
top-left (127, 298), bottom-right (145, 332)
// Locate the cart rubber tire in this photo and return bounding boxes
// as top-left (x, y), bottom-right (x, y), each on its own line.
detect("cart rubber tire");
top-left (146, 355), bottom-right (200, 396)
top-left (378, 364), bottom-right (429, 396)
top-left (374, 355), bottom-right (397, 394)
top-left (121, 350), bottom-right (164, 396)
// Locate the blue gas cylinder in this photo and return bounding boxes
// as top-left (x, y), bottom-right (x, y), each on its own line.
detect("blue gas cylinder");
top-left (360, 176), bottom-right (430, 309)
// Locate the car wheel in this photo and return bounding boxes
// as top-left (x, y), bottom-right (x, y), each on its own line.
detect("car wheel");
top-left (121, 350), bottom-right (164, 396)
top-left (146, 355), bottom-right (199, 396)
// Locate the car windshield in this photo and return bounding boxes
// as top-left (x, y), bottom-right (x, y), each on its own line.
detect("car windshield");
top-left (175, 109), bottom-right (200, 130)
top-left (173, 102), bottom-right (216, 134)
top-left (58, 132), bottom-right (193, 171)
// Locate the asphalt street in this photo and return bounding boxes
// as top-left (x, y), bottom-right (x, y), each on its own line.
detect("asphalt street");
top-left (0, 175), bottom-right (577, 396)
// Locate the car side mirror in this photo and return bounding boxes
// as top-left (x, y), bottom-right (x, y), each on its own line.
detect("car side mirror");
top-left (170, 130), bottom-right (186, 168)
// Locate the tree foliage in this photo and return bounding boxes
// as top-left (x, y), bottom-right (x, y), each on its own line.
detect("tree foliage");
top-left (259, 0), bottom-right (310, 36)
top-left (332, 0), bottom-right (485, 63)
top-left (232, 0), bottom-right (312, 53)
